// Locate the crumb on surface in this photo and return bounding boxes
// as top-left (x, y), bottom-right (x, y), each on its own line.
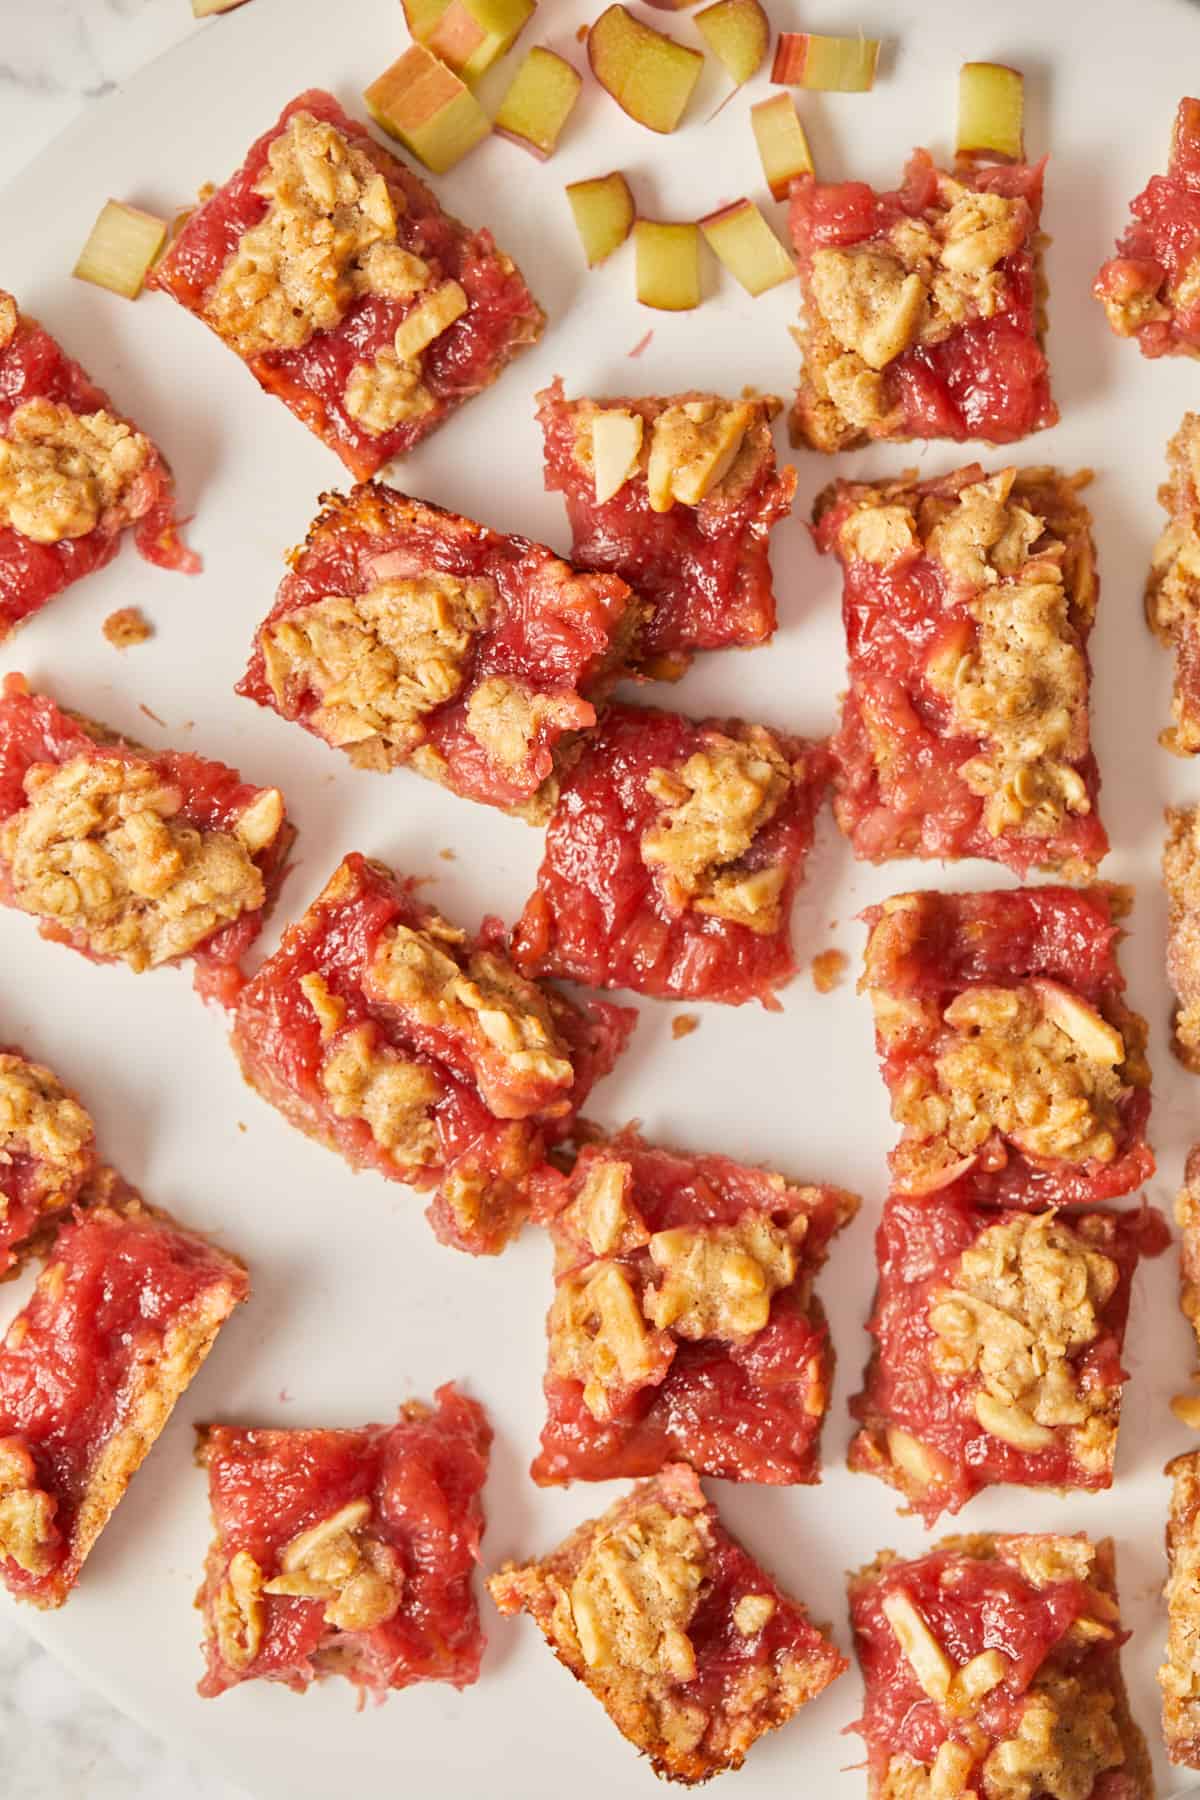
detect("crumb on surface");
top-left (575, 20), bottom-right (588, 39)
top-left (237, 1121), bottom-right (247, 1134)
top-left (102, 606), bottom-right (152, 650)
top-left (439, 848), bottom-right (456, 861)
top-left (811, 948), bottom-right (847, 994)
top-left (627, 329), bottom-right (654, 359)
top-left (672, 1014), bottom-right (700, 1040)
top-left (137, 702), bottom-right (166, 727)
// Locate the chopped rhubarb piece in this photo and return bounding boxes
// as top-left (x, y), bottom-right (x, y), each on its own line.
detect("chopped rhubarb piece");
top-left (533, 1126), bottom-right (858, 1485)
top-left (956, 62), bottom-right (1025, 164)
top-left (860, 886), bottom-right (1154, 1207)
top-left (196, 1384), bottom-right (488, 1697)
top-left (565, 170), bottom-right (635, 265)
top-left (73, 200), bottom-right (167, 300)
top-left (426, 0), bottom-right (536, 84)
top-left (364, 45), bottom-right (491, 173)
top-left (511, 703), bottom-right (829, 1007)
top-left (588, 6), bottom-right (704, 135)
top-left (0, 1047), bottom-right (96, 1275)
top-left (236, 482), bottom-right (641, 820)
top-left (537, 378), bottom-right (795, 674)
top-left (849, 1533), bottom-right (1152, 1799)
top-left (771, 31), bottom-right (879, 92)
top-left (1165, 1450), bottom-right (1200, 1765)
top-left (229, 852), bottom-right (634, 1255)
top-left (849, 1191), bottom-right (1166, 1523)
top-left (149, 91), bottom-right (541, 479)
top-left (1094, 97), bottom-right (1200, 356)
top-left (1147, 413), bottom-right (1200, 752)
top-left (0, 674), bottom-right (292, 1007)
top-left (814, 461), bottom-right (1106, 876)
top-left (489, 1463), bottom-right (846, 1781)
top-left (0, 286), bottom-right (197, 638)
top-left (751, 92), bottom-right (813, 202)
top-left (495, 48), bottom-right (582, 159)
top-left (700, 198), bottom-right (795, 295)
top-left (694, 0), bottom-right (769, 86)
top-left (0, 1173), bottom-right (247, 1608)
top-left (635, 219), bottom-right (702, 310)
top-left (789, 151), bottom-right (1055, 450)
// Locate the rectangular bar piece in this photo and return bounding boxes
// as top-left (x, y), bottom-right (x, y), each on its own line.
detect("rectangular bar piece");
top-left (533, 1127), bottom-right (859, 1485)
top-left (536, 378), bottom-right (796, 678)
top-left (1094, 97), bottom-right (1200, 356)
top-left (488, 1462), bottom-right (846, 1783)
top-left (149, 90), bottom-right (543, 478)
top-left (860, 886), bottom-right (1154, 1206)
top-left (229, 852), bottom-right (634, 1255)
top-left (815, 461), bottom-right (1106, 876)
top-left (849, 1191), bottom-right (1166, 1524)
top-left (789, 151), bottom-right (1055, 452)
top-left (0, 1172), bottom-right (247, 1607)
top-left (849, 1533), bottom-right (1152, 1799)
top-left (196, 1383), bottom-right (489, 1698)
top-left (511, 703), bottom-right (830, 1007)
top-left (237, 482), bottom-right (641, 820)
top-left (0, 674), bottom-right (292, 1006)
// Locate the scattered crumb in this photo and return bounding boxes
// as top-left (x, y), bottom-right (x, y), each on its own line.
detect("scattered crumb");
top-left (1172, 1392), bottom-right (1200, 1429)
top-left (439, 848), bottom-right (457, 861)
top-left (237, 1121), bottom-right (247, 1134)
top-left (575, 20), bottom-right (588, 40)
top-left (278, 1387), bottom-right (292, 1404)
top-left (741, 384), bottom-right (762, 399)
top-left (103, 606), bottom-right (152, 650)
top-left (672, 1014), bottom-right (700, 1040)
top-left (137, 702), bottom-right (166, 727)
top-left (627, 329), bottom-right (654, 359)
top-left (811, 949), bottom-right (847, 995)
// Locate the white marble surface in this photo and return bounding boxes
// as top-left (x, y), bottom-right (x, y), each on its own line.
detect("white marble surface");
top-left (0, 12), bottom-right (249, 1794)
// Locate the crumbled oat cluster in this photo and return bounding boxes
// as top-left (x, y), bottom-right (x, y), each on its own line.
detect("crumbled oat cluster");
top-left (0, 400), bottom-right (151, 546)
top-left (574, 396), bottom-right (761, 514)
top-left (318, 1022), bottom-right (442, 1165)
top-left (102, 606), bottom-right (153, 650)
top-left (1165, 806), bottom-right (1200, 1070)
top-left (0, 1052), bottom-right (94, 1225)
top-left (1163, 1451), bottom-right (1200, 1766)
top-left (1147, 413), bottom-right (1200, 754)
top-left (0, 1437), bottom-right (56, 1577)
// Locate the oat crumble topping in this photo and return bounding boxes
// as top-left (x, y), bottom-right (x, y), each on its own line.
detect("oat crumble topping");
top-left (0, 1437), bottom-right (56, 1576)
top-left (549, 1261), bottom-right (669, 1418)
top-left (1164, 806), bottom-right (1200, 1067)
top-left (464, 675), bottom-right (579, 777)
top-left (214, 1548), bottom-right (266, 1669)
top-left (319, 1022), bottom-right (441, 1164)
top-left (102, 606), bottom-right (153, 650)
top-left (643, 1217), bottom-right (800, 1341)
top-left (644, 401), bottom-right (756, 512)
top-left (0, 1054), bottom-right (92, 1219)
top-left (260, 1498), bottom-right (402, 1631)
top-left (0, 292), bottom-right (16, 350)
top-left (0, 400), bottom-right (151, 546)
top-left (1147, 413), bottom-right (1200, 753)
top-left (344, 348), bottom-right (435, 435)
top-left (566, 1502), bottom-right (708, 1682)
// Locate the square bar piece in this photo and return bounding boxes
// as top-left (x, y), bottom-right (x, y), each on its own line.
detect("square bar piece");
top-left (1094, 98), bottom-right (1200, 357)
top-left (849, 1532), bottom-right (1152, 1799)
top-left (861, 886), bottom-right (1154, 1206)
top-left (195, 1383), bottom-right (489, 1698)
top-left (788, 152), bottom-right (1055, 452)
top-left (230, 852), bottom-right (634, 1255)
top-left (489, 1462), bottom-right (846, 1783)
top-left (149, 91), bottom-right (543, 479)
top-left (0, 674), bottom-right (292, 1006)
top-left (237, 482), bottom-right (641, 820)
top-left (0, 1046), bottom-right (96, 1276)
top-left (1147, 414), bottom-right (1200, 754)
top-left (815, 461), bottom-right (1106, 877)
top-left (0, 286), bottom-right (197, 639)
top-left (849, 1191), bottom-right (1166, 1524)
top-left (1163, 1450), bottom-right (1200, 1764)
top-left (536, 378), bottom-right (796, 678)
top-left (0, 1171), bottom-right (247, 1608)
top-left (534, 1128), bottom-right (858, 1486)
top-left (512, 704), bottom-right (830, 1007)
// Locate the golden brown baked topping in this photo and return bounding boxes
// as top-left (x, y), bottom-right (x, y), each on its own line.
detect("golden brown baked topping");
top-left (567, 1502), bottom-right (708, 1682)
top-left (1165, 807), bottom-right (1200, 1068)
top-left (0, 291), bottom-right (16, 350)
top-left (1148, 414), bottom-right (1200, 753)
top-left (343, 348), bottom-right (435, 435)
top-left (0, 1053), bottom-right (92, 1216)
top-left (0, 400), bottom-right (151, 545)
top-left (319, 1023), bottom-right (441, 1164)
top-left (810, 249), bottom-right (928, 370)
top-left (299, 971), bottom-right (347, 1041)
top-left (261, 1498), bottom-right (402, 1631)
top-left (981, 1668), bottom-right (1124, 1800)
top-left (643, 1217), bottom-right (799, 1341)
top-left (838, 502), bottom-right (919, 567)
top-left (644, 400), bottom-right (756, 512)
top-left (1162, 1453), bottom-right (1200, 1745)
top-left (463, 675), bottom-right (579, 777)
top-left (732, 1593), bottom-right (775, 1636)
top-left (214, 1549), bottom-right (266, 1669)
top-left (0, 757), bottom-right (279, 970)
top-left (548, 1261), bottom-right (668, 1419)
top-left (0, 1438), bottom-right (57, 1576)
top-left (102, 606), bottom-right (153, 650)
top-left (569, 1158), bottom-right (642, 1259)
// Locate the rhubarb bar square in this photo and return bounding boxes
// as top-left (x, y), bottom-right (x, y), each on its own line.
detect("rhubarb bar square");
top-left (533, 1128), bottom-right (858, 1486)
top-left (815, 461), bottom-right (1106, 876)
top-left (511, 703), bottom-right (830, 1007)
top-left (789, 152), bottom-right (1055, 452)
top-left (0, 1172), bottom-right (247, 1608)
top-left (1094, 98), bottom-right (1200, 356)
top-left (149, 90), bottom-right (543, 479)
top-left (536, 378), bottom-right (796, 678)
top-left (1147, 415), bottom-right (1200, 754)
top-left (488, 1462), bottom-right (846, 1783)
top-left (1163, 1450), bottom-right (1200, 1764)
top-left (848, 1191), bottom-right (1166, 1524)
top-left (195, 1383), bottom-right (489, 1698)
top-left (848, 1533), bottom-right (1152, 1799)
top-left (0, 286), bottom-right (197, 638)
top-left (0, 674), bottom-right (292, 1007)
top-left (237, 482), bottom-right (640, 820)
top-left (861, 886), bottom-right (1154, 1206)
top-left (0, 1046), bottom-right (96, 1276)
top-left (229, 852), bottom-right (634, 1255)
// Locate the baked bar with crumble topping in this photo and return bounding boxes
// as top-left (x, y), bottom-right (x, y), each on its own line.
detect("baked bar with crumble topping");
top-left (814, 461), bottom-right (1106, 877)
top-left (229, 852), bottom-right (634, 1255)
top-left (0, 1045), bottom-right (96, 1276)
top-left (849, 1533), bottom-right (1152, 1799)
top-left (860, 886), bottom-right (1154, 1207)
top-left (149, 91), bottom-right (543, 479)
top-left (1094, 98), bottom-right (1200, 358)
top-left (488, 1462), bottom-right (846, 1783)
top-left (195, 1384), bottom-right (489, 1699)
top-left (511, 703), bottom-right (830, 1008)
top-left (532, 1127), bottom-right (859, 1486)
top-left (536, 378), bottom-right (796, 679)
top-left (849, 1191), bottom-right (1166, 1524)
top-left (1164, 805), bottom-right (1200, 1070)
top-left (237, 482), bottom-right (641, 820)
top-left (1147, 414), bottom-right (1200, 753)
top-left (1163, 1449), bottom-right (1200, 1765)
